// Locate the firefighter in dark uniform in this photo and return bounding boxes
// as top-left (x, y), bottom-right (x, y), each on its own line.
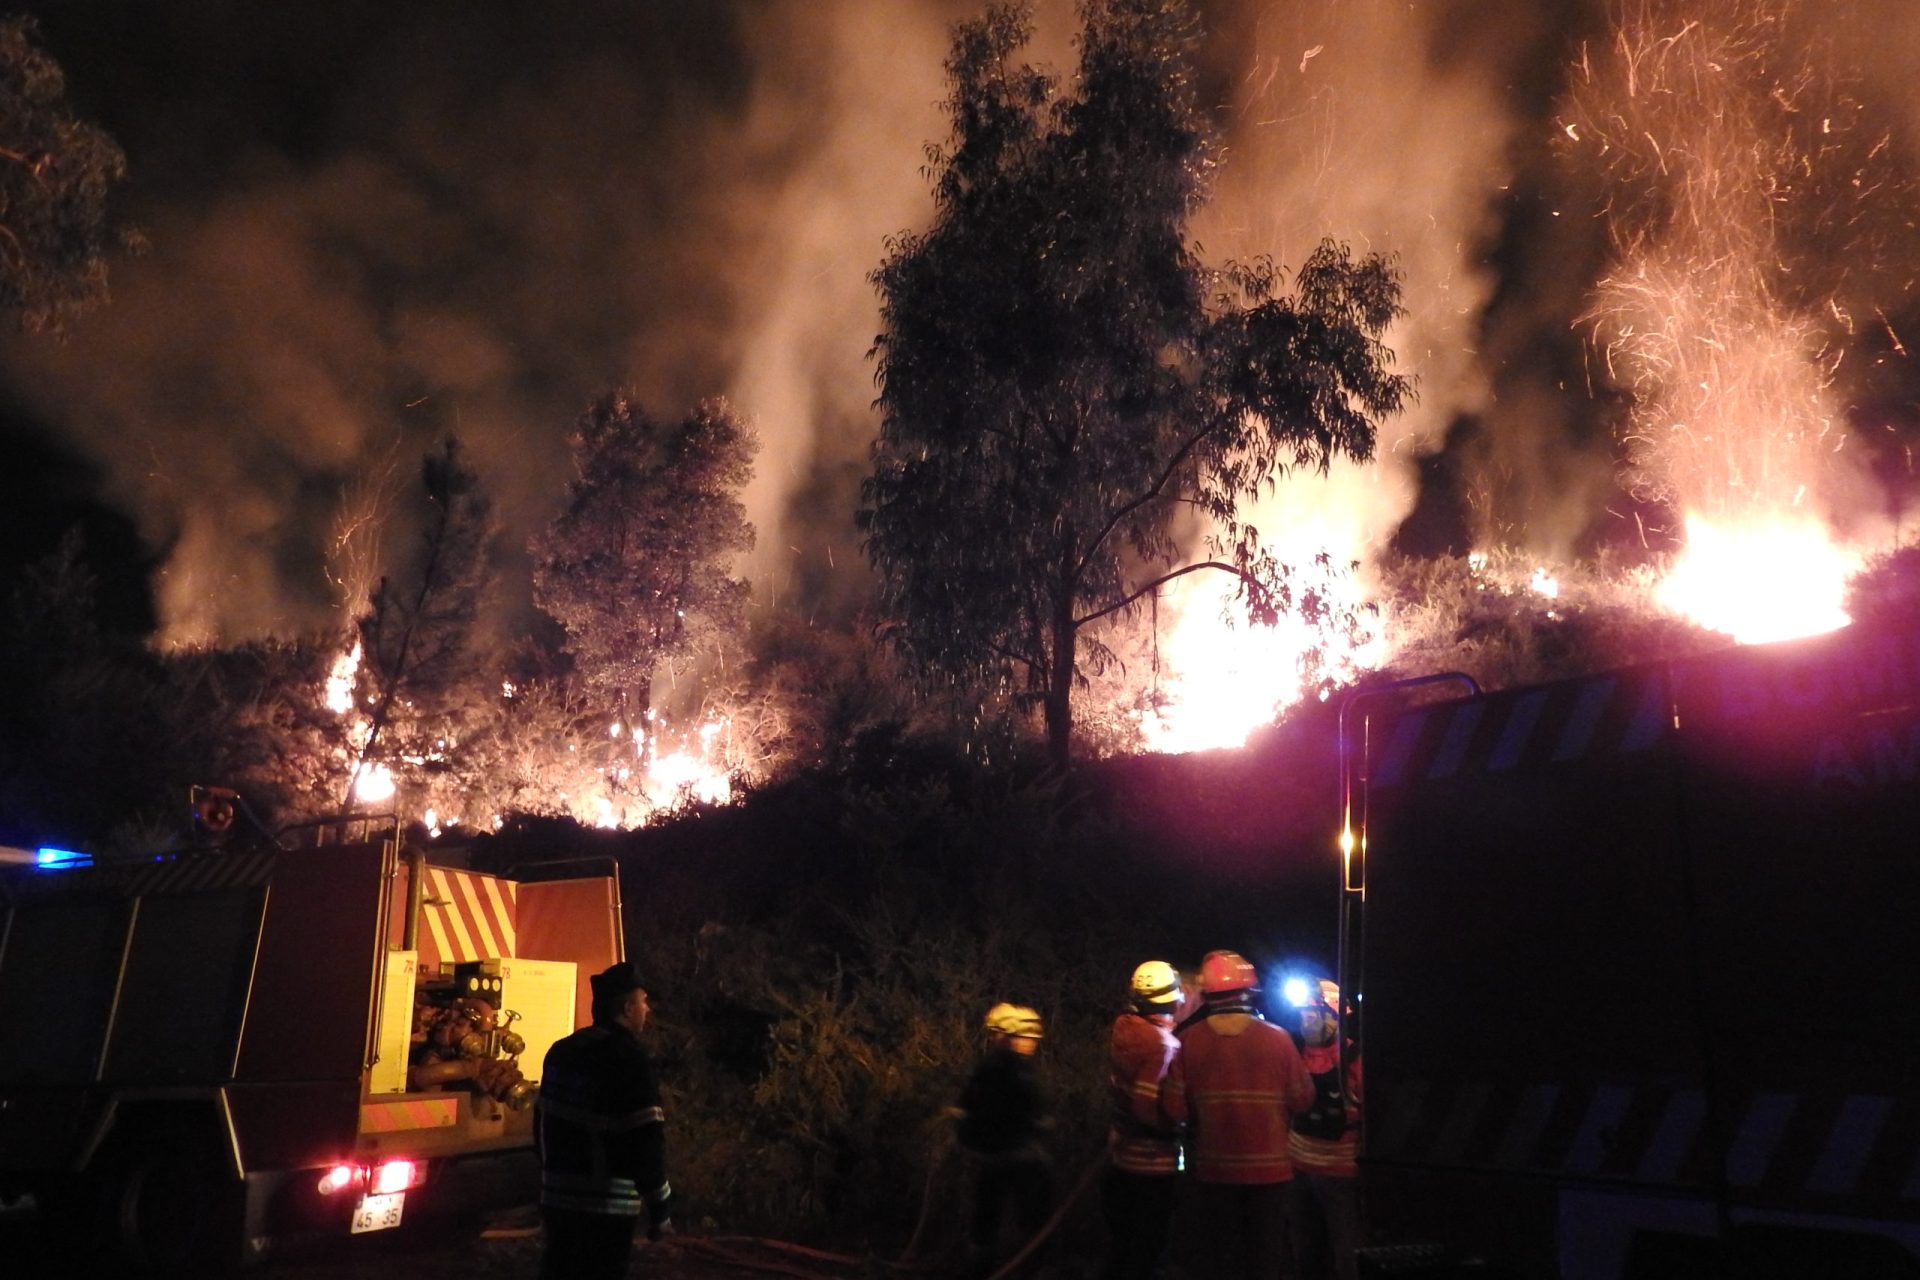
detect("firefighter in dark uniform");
top-left (952, 1003), bottom-right (1053, 1273)
top-left (536, 961), bottom-right (674, 1280)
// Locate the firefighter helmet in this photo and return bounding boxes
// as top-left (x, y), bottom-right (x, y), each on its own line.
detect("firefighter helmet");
top-left (1199, 950), bottom-right (1258, 997)
top-left (1299, 1001), bottom-right (1337, 1047)
top-left (190, 785), bottom-right (239, 835)
top-left (1130, 960), bottom-right (1181, 1006)
top-left (984, 1003), bottom-right (1044, 1039)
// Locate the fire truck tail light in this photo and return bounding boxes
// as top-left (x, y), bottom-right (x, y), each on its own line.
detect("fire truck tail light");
top-left (371, 1158), bottom-right (421, 1194)
top-left (317, 1164), bottom-right (358, 1196)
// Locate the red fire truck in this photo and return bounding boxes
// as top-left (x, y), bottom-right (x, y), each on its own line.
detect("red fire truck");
top-left (1341, 622), bottom-right (1920, 1278)
top-left (0, 816), bottom-right (623, 1271)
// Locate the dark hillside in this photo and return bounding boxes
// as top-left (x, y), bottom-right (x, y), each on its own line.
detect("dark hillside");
top-left (469, 719), bottom-right (1356, 1252)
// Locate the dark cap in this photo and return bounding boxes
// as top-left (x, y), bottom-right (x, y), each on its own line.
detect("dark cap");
top-left (589, 962), bottom-right (646, 1003)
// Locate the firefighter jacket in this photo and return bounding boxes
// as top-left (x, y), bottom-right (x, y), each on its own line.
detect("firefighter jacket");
top-left (956, 1045), bottom-right (1050, 1160)
top-left (1287, 1041), bottom-right (1362, 1178)
top-left (1111, 1011), bottom-right (1181, 1175)
top-left (1162, 1007), bottom-right (1314, 1184)
top-left (536, 1022), bottom-right (673, 1225)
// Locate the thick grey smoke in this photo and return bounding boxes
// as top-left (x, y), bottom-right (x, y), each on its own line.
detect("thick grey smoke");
top-left (4, 0), bottom-right (1917, 646)
top-left (2, 1), bottom-right (970, 643)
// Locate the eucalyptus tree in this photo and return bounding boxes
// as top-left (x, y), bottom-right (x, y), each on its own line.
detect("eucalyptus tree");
top-left (0, 16), bottom-right (133, 332)
top-left (863, 0), bottom-right (1412, 771)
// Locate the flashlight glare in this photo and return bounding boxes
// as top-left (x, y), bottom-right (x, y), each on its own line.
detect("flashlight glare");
top-left (1282, 977), bottom-right (1313, 1008)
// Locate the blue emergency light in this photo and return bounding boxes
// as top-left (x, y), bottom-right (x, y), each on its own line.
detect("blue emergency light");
top-left (36, 847), bottom-right (92, 870)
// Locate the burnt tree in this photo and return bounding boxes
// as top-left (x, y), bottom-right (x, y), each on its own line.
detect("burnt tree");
top-left (532, 394), bottom-right (757, 757)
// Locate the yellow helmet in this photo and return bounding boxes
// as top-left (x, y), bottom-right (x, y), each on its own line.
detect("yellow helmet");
top-left (984, 1003), bottom-right (1044, 1039)
top-left (1129, 960), bottom-right (1181, 1006)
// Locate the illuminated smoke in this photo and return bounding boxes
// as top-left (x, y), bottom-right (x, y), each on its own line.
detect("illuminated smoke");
top-left (1132, 0), bottom-right (1519, 749)
top-left (0, 2), bottom-right (970, 646)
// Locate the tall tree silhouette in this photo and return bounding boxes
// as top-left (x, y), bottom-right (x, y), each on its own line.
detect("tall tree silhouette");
top-left (863, 0), bottom-right (1412, 771)
top-left (533, 394), bottom-right (757, 757)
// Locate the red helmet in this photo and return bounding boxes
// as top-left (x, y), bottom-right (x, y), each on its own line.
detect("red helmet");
top-left (1200, 951), bottom-right (1257, 997)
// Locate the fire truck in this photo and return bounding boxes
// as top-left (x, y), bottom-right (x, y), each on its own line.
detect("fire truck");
top-left (1339, 621), bottom-right (1920, 1278)
top-left (0, 814), bottom-right (624, 1271)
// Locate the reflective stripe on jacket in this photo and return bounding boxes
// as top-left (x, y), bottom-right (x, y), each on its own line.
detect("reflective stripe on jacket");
top-left (536, 1023), bottom-right (672, 1220)
top-left (1164, 1009), bottom-right (1314, 1184)
top-left (1288, 1041), bottom-right (1362, 1177)
top-left (1111, 1011), bottom-right (1181, 1174)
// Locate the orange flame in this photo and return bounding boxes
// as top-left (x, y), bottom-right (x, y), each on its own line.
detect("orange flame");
top-left (1656, 513), bottom-right (1858, 644)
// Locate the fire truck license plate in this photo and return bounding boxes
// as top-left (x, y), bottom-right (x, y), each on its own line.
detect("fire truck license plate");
top-left (350, 1191), bottom-right (405, 1234)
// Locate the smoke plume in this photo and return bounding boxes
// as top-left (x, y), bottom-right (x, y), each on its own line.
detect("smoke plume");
top-left (4, 0), bottom-right (1919, 649)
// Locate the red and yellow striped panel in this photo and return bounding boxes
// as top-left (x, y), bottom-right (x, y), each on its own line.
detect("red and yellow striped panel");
top-left (360, 1097), bottom-right (460, 1134)
top-left (393, 865), bottom-right (520, 969)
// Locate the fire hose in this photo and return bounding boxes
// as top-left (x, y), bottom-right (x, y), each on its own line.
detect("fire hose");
top-left (483, 1135), bottom-right (1106, 1279)
top-left (645, 1146), bottom-right (1107, 1280)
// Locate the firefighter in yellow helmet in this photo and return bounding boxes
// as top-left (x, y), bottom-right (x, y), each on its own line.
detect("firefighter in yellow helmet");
top-left (1104, 960), bottom-right (1183, 1280)
top-left (1160, 951), bottom-right (1313, 1280)
top-left (952, 1003), bottom-right (1053, 1273)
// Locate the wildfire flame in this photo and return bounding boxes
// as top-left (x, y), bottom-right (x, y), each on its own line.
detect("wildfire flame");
top-left (1656, 513), bottom-right (1858, 644)
top-left (325, 642), bottom-right (362, 715)
top-left (351, 762), bottom-right (396, 805)
top-left (1138, 483), bottom-right (1389, 754)
top-left (1129, 450), bottom-right (1405, 755)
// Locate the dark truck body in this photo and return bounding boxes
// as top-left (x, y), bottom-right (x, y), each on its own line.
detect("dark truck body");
top-left (1350, 623), bottom-right (1920, 1278)
top-left (0, 825), bottom-right (622, 1269)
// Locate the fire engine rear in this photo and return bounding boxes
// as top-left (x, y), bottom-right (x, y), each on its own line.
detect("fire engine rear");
top-left (0, 817), bottom-right (623, 1272)
top-left (1341, 622), bottom-right (1920, 1278)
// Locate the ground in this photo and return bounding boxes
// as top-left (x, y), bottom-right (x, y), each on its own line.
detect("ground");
top-left (264, 1232), bottom-right (744, 1279)
top-left (0, 1199), bottom-right (965, 1280)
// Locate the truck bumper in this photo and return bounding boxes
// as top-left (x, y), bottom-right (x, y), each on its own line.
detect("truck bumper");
top-left (241, 1146), bottom-right (539, 1265)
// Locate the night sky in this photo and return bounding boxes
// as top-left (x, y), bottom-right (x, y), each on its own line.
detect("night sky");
top-left (3, 0), bottom-right (1918, 647)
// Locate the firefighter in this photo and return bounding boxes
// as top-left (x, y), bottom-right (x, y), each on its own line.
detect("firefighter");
top-left (1104, 960), bottom-right (1183, 1280)
top-left (1161, 950), bottom-right (1314, 1280)
top-left (535, 961), bottom-right (674, 1280)
top-left (953, 1002), bottom-right (1053, 1274)
top-left (1285, 980), bottom-right (1363, 1280)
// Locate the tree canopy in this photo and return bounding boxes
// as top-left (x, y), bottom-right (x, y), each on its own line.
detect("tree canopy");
top-left (0, 16), bottom-right (132, 332)
top-left (533, 394), bottom-right (758, 735)
top-left (862, 0), bottom-right (1413, 771)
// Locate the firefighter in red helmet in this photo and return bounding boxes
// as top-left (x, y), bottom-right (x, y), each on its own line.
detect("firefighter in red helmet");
top-left (1103, 960), bottom-right (1184, 1280)
top-left (1159, 951), bottom-right (1314, 1280)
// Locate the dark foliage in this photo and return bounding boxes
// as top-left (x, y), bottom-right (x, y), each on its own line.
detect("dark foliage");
top-left (1847, 545), bottom-right (1920, 630)
top-left (0, 534), bottom-right (168, 845)
top-left (481, 749), bottom-right (1339, 1253)
top-left (0, 16), bottom-right (134, 332)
